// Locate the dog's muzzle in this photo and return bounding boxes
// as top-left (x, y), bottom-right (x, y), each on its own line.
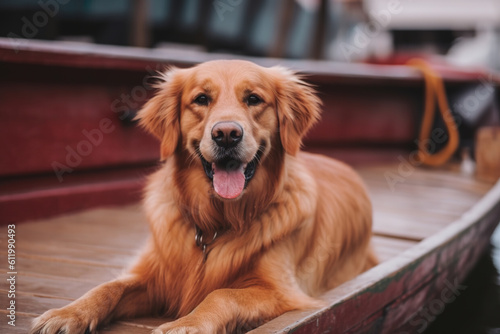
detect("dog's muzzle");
top-left (198, 122), bottom-right (260, 199)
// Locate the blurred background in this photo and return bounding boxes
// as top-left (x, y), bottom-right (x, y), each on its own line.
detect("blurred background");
top-left (0, 0), bottom-right (499, 69)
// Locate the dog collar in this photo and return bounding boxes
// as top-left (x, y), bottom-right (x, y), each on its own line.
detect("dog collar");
top-left (194, 225), bottom-right (218, 262)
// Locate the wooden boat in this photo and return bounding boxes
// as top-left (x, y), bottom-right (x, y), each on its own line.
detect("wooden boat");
top-left (1, 39), bottom-right (499, 333)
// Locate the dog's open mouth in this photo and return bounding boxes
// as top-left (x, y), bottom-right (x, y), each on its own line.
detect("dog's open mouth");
top-left (200, 153), bottom-right (259, 199)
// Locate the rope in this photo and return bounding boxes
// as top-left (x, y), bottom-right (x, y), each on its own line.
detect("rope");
top-left (407, 59), bottom-right (460, 166)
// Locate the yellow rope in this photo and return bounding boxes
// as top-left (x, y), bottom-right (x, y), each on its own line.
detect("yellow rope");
top-left (407, 59), bottom-right (460, 166)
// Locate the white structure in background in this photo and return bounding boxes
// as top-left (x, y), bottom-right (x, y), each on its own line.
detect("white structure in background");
top-left (365, 0), bottom-right (500, 30)
top-left (333, 0), bottom-right (500, 68)
top-left (447, 28), bottom-right (500, 70)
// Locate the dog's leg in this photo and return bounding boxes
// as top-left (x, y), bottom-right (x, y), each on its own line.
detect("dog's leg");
top-left (153, 285), bottom-right (319, 334)
top-left (30, 274), bottom-right (152, 334)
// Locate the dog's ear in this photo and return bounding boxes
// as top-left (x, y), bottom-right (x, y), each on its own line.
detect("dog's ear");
top-left (135, 67), bottom-right (186, 160)
top-left (272, 67), bottom-right (322, 155)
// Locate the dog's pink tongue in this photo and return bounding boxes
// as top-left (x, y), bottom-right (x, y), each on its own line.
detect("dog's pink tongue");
top-left (213, 164), bottom-right (245, 199)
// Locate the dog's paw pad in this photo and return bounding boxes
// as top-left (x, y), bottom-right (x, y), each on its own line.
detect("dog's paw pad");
top-left (30, 309), bottom-right (95, 334)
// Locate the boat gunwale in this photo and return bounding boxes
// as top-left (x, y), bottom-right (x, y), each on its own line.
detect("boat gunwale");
top-left (1, 38), bottom-right (498, 85)
top-left (250, 179), bottom-right (500, 333)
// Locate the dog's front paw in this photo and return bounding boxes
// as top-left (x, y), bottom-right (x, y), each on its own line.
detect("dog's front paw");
top-left (31, 307), bottom-right (97, 334)
top-left (153, 318), bottom-right (214, 334)
top-left (152, 326), bottom-right (199, 334)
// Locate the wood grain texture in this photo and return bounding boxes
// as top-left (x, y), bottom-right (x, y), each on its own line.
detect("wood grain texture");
top-left (0, 163), bottom-right (496, 333)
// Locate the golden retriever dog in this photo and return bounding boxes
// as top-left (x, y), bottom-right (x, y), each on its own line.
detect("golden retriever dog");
top-left (32, 60), bottom-right (376, 334)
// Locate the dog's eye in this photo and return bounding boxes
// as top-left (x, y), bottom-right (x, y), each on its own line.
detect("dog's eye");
top-left (247, 94), bottom-right (263, 106)
top-left (193, 94), bottom-right (209, 106)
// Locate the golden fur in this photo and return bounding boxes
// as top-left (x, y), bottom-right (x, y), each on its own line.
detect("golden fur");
top-left (31, 60), bottom-right (377, 334)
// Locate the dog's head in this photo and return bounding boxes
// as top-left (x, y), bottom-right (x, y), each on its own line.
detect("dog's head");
top-left (137, 60), bottom-right (321, 200)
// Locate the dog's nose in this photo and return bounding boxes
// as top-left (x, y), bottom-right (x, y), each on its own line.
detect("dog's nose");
top-left (211, 121), bottom-right (243, 148)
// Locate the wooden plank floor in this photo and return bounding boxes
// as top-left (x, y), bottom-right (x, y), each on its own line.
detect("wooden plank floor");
top-left (0, 164), bottom-right (493, 333)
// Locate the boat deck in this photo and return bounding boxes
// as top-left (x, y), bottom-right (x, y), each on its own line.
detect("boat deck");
top-left (0, 162), bottom-right (494, 333)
